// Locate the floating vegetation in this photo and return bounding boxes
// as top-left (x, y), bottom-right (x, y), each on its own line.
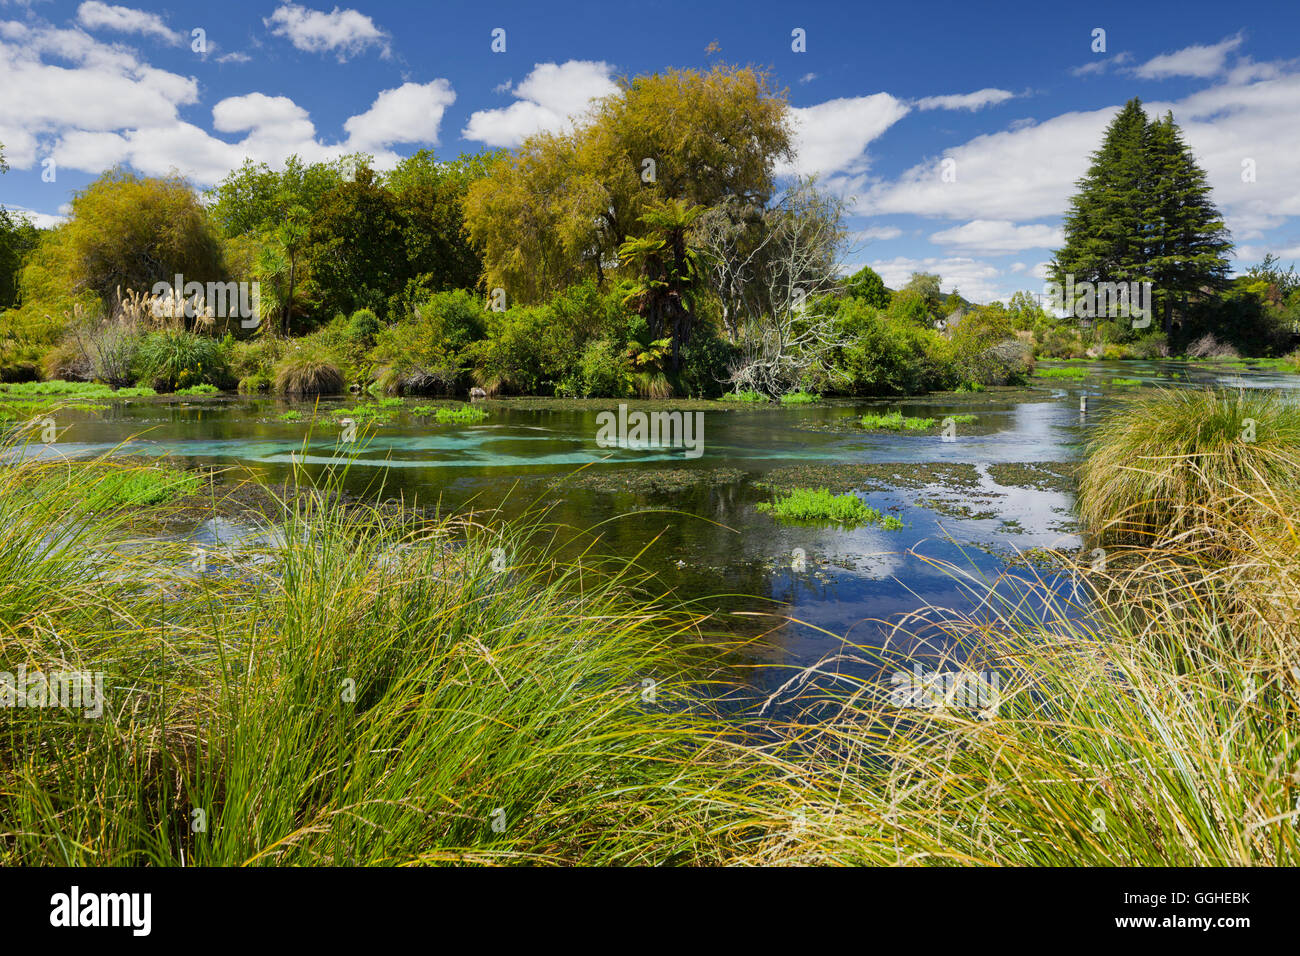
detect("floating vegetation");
top-left (859, 411), bottom-right (937, 431)
top-left (757, 486), bottom-right (902, 528)
top-left (1034, 366), bottom-right (1091, 380)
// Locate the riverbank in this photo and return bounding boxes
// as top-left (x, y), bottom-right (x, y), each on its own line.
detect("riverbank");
top-left (3, 388), bottom-right (1297, 865)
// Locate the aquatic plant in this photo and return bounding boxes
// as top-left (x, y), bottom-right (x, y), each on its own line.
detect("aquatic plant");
top-left (858, 411), bottom-right (936, 431)
top-left (757, 487), bottom-right (899, 528)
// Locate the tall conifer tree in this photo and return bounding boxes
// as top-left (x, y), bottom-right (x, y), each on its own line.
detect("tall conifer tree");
top-left (1051, 98), bottom-right (1232, 334)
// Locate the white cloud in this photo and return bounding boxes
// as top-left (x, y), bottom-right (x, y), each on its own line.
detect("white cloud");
top-left (916, 88), bottom-right (1016, 111)
top-left (1, 204), bottom-right (67, 228)
top-left (462, 60), bottom-right (617, 147)
top-left (775, 93), bottom-right (910, 180)
top-left (76, 2), bottom-right (180, 45)
top-left (264, 3), bottom-right (390, 61)
top-left (866, 255), bottom-right (1007, 303)
top-left (1134, 33), bottom-right (1244, 79)
top-left (929, 219), bottom-right (1063, 254)
top-left (343, 80), bottom-right (455, 151)
top-left (854, 225), bottom-right (901, 241)
top-left (0, 18), bottom-right (455, 186)
top-left (217, 51), bottom-right (251, 64)
top-left (1071, 51), bottom-right (1132, 77)
top-left (858, 106), bottom-right (1113, 221)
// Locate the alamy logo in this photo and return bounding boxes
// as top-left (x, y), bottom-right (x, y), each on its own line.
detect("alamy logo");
top-left (151, 274), bottom-right (261, 329)
top-left (595, 404), bottom-right (705, 459)
top-left (50, 886), bottom-right (151, 936)
top-left (890, 664), bottom-right (1001, 715)
top-left (1044, 274), bottom-right (1153, 328)
top-left (0, 666), bottom-right (104, 717)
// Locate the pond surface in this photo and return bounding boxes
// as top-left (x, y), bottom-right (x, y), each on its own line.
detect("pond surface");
top-left (27, 359), bottom-right (1299, 698)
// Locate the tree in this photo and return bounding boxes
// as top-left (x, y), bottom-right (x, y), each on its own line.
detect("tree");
top-left (1, 146), bottom-right (41, 311)
top-left (305, 166), bottom-right (407, 319)
top-left (1051, 98), bottom-right (1232, 335)
top-left (1143, 111), bottom-right (1232, 330)
top-left (617, 198), bottom-right (706, 370)
top-left (0, 207), bottom-right (39, 310)
top-left (63, 168), bottom-right (226, 318)
top-left (465, 63), bottom-right (793, 304)
top-left (843, 265), bottom-right (890, 308)
top-left (385, 149), bottom-right (492, 294)
top-left (718, 180), bottom-right (848, 395)
top-left (206, 153), bottom-right (366, 238)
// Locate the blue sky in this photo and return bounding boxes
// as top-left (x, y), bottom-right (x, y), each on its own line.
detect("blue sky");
top-left (2, 0), bottom-right (1298, 301)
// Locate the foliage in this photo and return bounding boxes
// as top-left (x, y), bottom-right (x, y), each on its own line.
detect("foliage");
top-left (62, 168), bottom-right (226, 316)
top-left (465, 63), bottom-right (792, 303)
top-left (858, 411), bottom-right (936, 431)
top-left (137, 331), bottom-right (232, 392)
top-left (842, 265), bottom-right (890, 309)
top-left (756, 487), bottom-right (897, 527)
top-left (1051, 98), bottom-right (1232, 335)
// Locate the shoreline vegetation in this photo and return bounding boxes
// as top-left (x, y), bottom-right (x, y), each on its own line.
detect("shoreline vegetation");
top-left (3, 387), bottom-right (1297, 865)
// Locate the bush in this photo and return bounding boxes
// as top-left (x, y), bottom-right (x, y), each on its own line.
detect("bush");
top-left (137, 331), bottom-right (232, 392)
top-left (347, 308), bottom-right (382, 346)
top-left (572, 338), bottom-right (632, 398)
top-left (826, 299), bottom-right (958, 395)
top-left (370, 289), bottom-right (485, 395)
top-left (1077, 389), bottom-right (1300, 552)
top-left (757, 487), bottom-right (899, 528)
top-left (274, 354), bottom-right (345, 395)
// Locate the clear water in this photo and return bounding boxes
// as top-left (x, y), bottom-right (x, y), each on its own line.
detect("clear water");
top-left (25, 359), bottom-right (1297, 695)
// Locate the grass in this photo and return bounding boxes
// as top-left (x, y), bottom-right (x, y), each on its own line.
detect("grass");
top-left (174, 383), bottom-right (220, 396)
top-left (0, 441), bottom-right (749, 866)
top-left (756, 487), bottom-right (901, 528)
top-left (1077, 388), bottom-right (1300, 551)
top-left (277, 410), bottom-right (303, 422)
top-left (0, 381), bottom-right (156, 399)
top-left (1034, 366), bottom-right (1091, 380)
top-left (275, 358), bottom-right (345, 396)
top-left (4, 389), bottom-right (1299, 867)
top-left (1110, 377), bottom-right (1143, 386)
top-left (859, 411), bottom-right (936, 431)
top-left (720, 389), bottom-right (768, 403)
top-left (779, 391), bottom-right (821, 405)
top-left (946, 414), bottom-right (977, 424)
top-left (421, 405), bottom-right (489, 423)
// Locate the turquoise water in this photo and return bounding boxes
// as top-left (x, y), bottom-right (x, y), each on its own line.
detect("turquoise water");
top-left (19, 359), bottom-right (1296, 693)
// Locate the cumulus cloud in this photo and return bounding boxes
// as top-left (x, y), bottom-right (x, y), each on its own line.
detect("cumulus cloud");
top-left (775, 93), bottom-right (910, 180)
top-left (0, 18), bottom-right (454, 186)
top-left (462, 60), bottom-right (617, 147)
top-left (864, 255), bottom-right (1007, 303)
top-left (916, 88), bottom-right (1016, 111)
top-left (857, 106), bottom-right (1114, 221)
top-left (76, 2), bottom-right (180, 45)
top-left (1134, 33), bottom-right (1244, 79)
top-left (929, 219), bottom-right (1063, 254)
top-left (343, 80), bottom-right (455, 151)
top-left (264, 3), bottom-right (390, 61)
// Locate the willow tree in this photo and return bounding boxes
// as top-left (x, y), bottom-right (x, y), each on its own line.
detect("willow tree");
top-left (464, 63), bottom-right (793, 305)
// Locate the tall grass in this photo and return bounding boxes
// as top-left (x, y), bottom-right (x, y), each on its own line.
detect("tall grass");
top-left (0, 439), bottom-right (753, 865)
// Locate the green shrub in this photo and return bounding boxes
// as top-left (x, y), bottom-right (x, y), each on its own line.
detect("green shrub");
top-left (347, 308), bottom-right (382, 346)
top-left (826, 300), bottom-right (959, 396)
top-left (137, 331), bottom-right (232, 392)
top-left (780, 391), bottom-right (821, 405)
top-left (720, 389), bottom-right (768, 403)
